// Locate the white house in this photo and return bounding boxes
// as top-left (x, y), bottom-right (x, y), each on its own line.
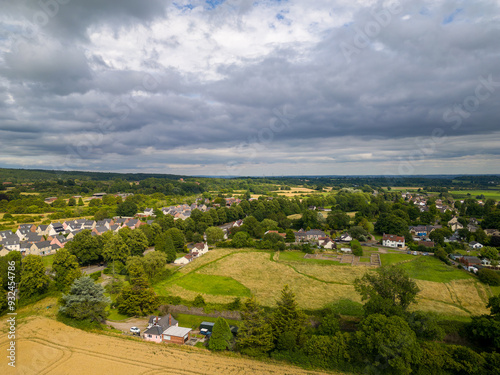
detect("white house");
top-left (337, 233), bottom-right (353, 242)
top-left (469, 241), bottom-right (484, 249)
top-left (382, 233), bottom-right (405, 248)
top-left (173, 254), bottom-right (194, 265)
top-left (192, 242), bottom-right (209, 255)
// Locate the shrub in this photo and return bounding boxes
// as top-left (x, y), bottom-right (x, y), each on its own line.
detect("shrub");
top-left (88, 271), bottom-right (101, 281)
top-left (478, 268), bottom-right (500, 286)
top-left (193, 294), bottom-right (206, 307)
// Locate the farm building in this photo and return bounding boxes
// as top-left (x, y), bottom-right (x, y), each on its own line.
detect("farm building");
top-left (162, 326), bottom-right (192, 344)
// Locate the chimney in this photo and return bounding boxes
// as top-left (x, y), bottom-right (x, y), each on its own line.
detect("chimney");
top-left (168, 314), bottom-right (172, 326)
top-left (155, 316), bottom-right (159, 325)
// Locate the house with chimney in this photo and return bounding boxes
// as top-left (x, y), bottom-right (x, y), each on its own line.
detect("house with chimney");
top-left (143, 314), bottom-right (192, 345)
top-left (382, 233), bottom-right (405, 248)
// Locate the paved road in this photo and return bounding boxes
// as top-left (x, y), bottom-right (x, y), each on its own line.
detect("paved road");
top-left (81, 265), bottom-right (106, 275)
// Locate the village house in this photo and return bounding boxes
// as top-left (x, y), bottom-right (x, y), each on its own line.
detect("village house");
top-left (143, 314), bottom-right (192, 345)
top-left (448, 217), bottom-right (464, 232)
top-left (50, 235), bottom-right (68, 248)
top-left (485, 229), bottom-right (500, 236)
top-left (36, 225), bottom-right (50, 236)
top-left (460, 256), bottom-right (482, 268)
top-left (192, 242), bottom-right (209, 255)
top-left (336, 233), bottom-right (353, 243)
top-left (294, 229), bottom-right (326, 242)
top-left (382, 233), bottom-right (405, 248)
top-left (409, 225), bottom-right (441, 238)
top-left (48, 222), bottom-right (65, 236)
top-left (174, 254), bottom-right (194, 265)
top-left (318, 237), bottom-right (336, 249)
top-left (29, 240), bottom-right (54, 256)
top-left (469, 241), bottom-right (484, 249)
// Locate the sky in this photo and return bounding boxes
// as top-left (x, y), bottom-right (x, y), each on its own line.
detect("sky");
top-left (0, 0), bottom-right (500, 177)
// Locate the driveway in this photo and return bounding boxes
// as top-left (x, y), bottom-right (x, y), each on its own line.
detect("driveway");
top-left (106, 317), bottom-right (150, 336)
top-left (81, 265), bottom-right (106, 275)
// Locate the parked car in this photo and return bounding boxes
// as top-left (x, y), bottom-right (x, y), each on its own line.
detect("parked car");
top-left (412, 251), bottom-right (418, 255)
top-left (130, 327), bottom-right (140, 335)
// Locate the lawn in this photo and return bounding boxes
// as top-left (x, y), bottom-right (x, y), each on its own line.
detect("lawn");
top-left (174, 313), bottom-right (240, 330)
top-left (106, 308), bottom-right (129, 321)
top-left (379, 252), bottom-right (416, 265)
top-left (174, 273), bottom-right (252, 297)
top-left (42, 254), bottom-right (55, 268)
top-left (399, 256), bottom-right (473, 283)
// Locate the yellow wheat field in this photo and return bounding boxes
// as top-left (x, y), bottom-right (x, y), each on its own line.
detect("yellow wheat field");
top-left (0, 317), bottom-right (335, 375)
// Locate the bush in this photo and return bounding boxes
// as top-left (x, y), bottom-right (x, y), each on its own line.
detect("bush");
top-left (478, 268), bottom-right (500, 286)
top-left (350, 240), bottom-right (363, 256)
top-left (193, 294), bottom-right (206, 307)
top-left (88, 271), bottom-right (101, 281)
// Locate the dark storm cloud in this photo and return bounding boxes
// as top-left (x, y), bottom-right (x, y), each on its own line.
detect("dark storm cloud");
top-left (0, 0), bottom-right (499, 174)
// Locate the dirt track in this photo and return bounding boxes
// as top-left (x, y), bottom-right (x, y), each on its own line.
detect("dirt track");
top-left (0, 317), bottom-right (336, 375)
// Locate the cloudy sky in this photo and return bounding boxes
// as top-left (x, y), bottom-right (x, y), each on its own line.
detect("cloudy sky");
top-left (0, 0), bottom-right (499, 177)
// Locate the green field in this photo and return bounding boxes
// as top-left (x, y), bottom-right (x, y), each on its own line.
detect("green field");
top-left (449, 189), bottom-right (500, 200)
top-left (379, 252), bottom-right (416, 265)
top-left (399, 256), bottom-right (473, 283)
top-left (172, 273), bottom-right (252, 297)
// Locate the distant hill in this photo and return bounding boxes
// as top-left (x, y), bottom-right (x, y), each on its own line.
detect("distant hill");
top-left (0, 168), bottom-right (186, 182)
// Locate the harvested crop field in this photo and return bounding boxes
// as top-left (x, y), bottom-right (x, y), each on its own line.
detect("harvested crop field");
top-left (0, 317), bottom-right (334, 375)
top-left (156, 249), bottom-right (490, 318)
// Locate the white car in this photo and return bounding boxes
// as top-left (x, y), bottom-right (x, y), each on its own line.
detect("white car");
top-left (130, 327), bottom-right (140, 335)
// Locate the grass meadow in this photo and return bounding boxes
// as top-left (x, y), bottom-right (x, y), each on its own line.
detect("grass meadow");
top-left (153, 247), bottom-right (492, 318)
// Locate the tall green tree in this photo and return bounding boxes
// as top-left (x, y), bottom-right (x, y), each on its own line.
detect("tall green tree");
top-left (354, 265), bottom-right (420, 316)
top-left (102, 234), bottom-right (129, 274)
top-left (155, 232), bottom-right (177, 263)
top-left (354, 314), bottom-right (421, 375)
top-left (119, 227), bottom-right (149, 256)
top-left (59, 276), bottom-right (110, 322)
top-left (65, 230), bottom-right (103, 265)
top-left (116, 200), bottom-right (138, 217)
top-left (270, 285), bottom-right (307, 350)
top-left (116, 271), bottom-right (159, 316)
top-left (209, 317), bottom-right (233, 351)
top-left (165, 227), bottom-right (185, 252)
top-left (327, 211), bottom-right (350, 230)
top-left (237, 297), bottom-right (274, 357)
top-left (19, 255), bottom-right (50, 299)
top-left (205, 226), bottom-right (225, 245)
top-left (53, 248), bottom-right (82, 291)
